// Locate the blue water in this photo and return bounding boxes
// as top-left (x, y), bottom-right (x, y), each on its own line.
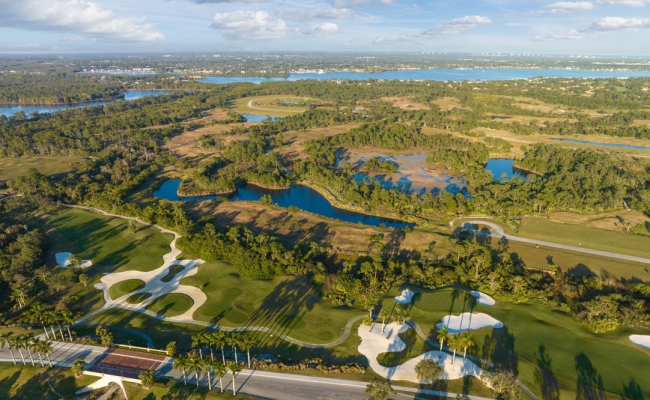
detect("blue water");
top-left (241, 113), bottom-right (277, 123)
top-left (153, 179), bottom-right (413, 228)
top-left (485, 158), bottom-right (526, 181)
top-left (0, 90), bottom-right (170, 117)
top-left (550, 138), bottom-right (650, 151)
top-left (199, 68), bottom-right (650, 85)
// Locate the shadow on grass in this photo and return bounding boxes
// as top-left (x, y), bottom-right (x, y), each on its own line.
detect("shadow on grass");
top-left (575, 352), bottom-right (606, 400)
top-left (534, 344), bottom-right (559, 400)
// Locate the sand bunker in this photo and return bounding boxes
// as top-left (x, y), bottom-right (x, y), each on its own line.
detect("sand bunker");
top-left (629, 335), bottom-right (650, 350)
top-left (358, 322), bottom-right (485, 382)
top-left (56, 252), bottom-right (92, 269)
top-left (437, 312), bottom-right (503, 333)
top-left (471, 290), bottom-right (496, 306)
top-left (394, 289), bottom-right (414, 304)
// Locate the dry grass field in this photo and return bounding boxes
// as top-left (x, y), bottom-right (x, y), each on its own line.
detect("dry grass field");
top-left (381, 96), bottom-right (430, 110)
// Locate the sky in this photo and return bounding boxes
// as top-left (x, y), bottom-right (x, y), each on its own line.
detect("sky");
top-left (0, 0), bottom-right (650, 55)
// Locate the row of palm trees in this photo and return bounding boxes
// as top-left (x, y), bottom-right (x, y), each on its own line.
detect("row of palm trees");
top-left (21, 302), bottom-right (76, 342)
top-left (173, 353), bottom-right (242, 394)
top-left (0, 331), bottom-right (55, 367)
top-left (437, 327), bottom-right (476, 371)
top-left (190, 332), bottom-right (257, 368)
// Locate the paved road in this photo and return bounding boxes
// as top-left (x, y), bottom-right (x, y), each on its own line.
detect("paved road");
top-left (456, 220), bottom-right (650, 265)
top-left (0, 341), bottom-right (493, 400)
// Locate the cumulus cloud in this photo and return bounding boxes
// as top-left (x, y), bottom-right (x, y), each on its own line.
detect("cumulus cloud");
top-left (278, 7), bottom-right (354, 22)
top-left (584, 16), bottom-right (650, 30)
top-left (533, 29), bottom-right (584, 41)
top-left (598, 0), bottom-right (650, 6)
top-left (332, 0), bottom-right (395, 8)
top-left (544, 1), bottom-right (594, 13)
top-left (372, 35), bottom-right (414, 45)
top-left (210, 11), bottom-right (296, 40)
top-left (307, 22), bottom-right (340, 35)
top-left (423, 15), bottom-right (492, 35)
top-left (0, 0), bottom-right (164, 41)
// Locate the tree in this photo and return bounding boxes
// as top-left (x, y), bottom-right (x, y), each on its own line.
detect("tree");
top-left (129, 219), bottom-right (139, 234)
top-left (437, 327), bottom-right (449, 356)
top-left (10, 335), bottom-right (26, 365)
top-left (187, 356), bottom-right (203, 388)
top-left (166, 341), bottom-right (178, 357)
top-left (213, 361), bottom-right (227, 393)
top-left (24, 302), bottom-right (49, 339)
top-left (379, 309), bottom-right (390, 333)
top-left (172, 354), bottom-right (189, 386)
top-left (71, 358), bottom-right (85, 377)
top-left (228, 333), bottom-right (242, 364)
top-left (139, 370), bottom-right (155, 389)
top-left (213, 331), bottom-right (228, 364)
top-left (201, 359), bottom-right (213, 391)
top-left (191, 332), bottom-right (206, 359)
top-left (485, 371), bottom-right (521, 400)
top-left (31, 338), bottom-right (45, 367)
top-left (239, 336), bottom-right (257, 368)
top-left (228, 362), bottom-right (242, 396)
top-left (461, 332), bottom-right (475, 359)
top-left (449, 335), bottom-right (462, 370)
top-left (96, 326), bottom-right (113, 347)
top-left (68, 254), bottom-right (83, 269)
top-left (36, 340), bottom-right (53, 367)
top-left (365, 378), bottom-right (395, 400)
top-left (415, 359), bottom-right (443, 382)
top-left (60, 310), bottom-right (75, 341)
top-left (79, 274), bottom-right (89, 287)
top-left (24, 334), bottom-right (36, 366)
top-left (0, 332), bottom-right (17, 365)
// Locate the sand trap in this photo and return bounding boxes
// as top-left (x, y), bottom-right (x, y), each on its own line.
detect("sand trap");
top-left (358, 322), bottom-right (485, 382)
top-left (471, 290), bottom-right (496, 306)
top-left (437, 312), bottom-right (503, 333)
top-left (394, 289), bottom-right (414, 304)
top-left (629, 335), bottom-right (650, 350)
top-left (56, 252), bottom-right (92, 269)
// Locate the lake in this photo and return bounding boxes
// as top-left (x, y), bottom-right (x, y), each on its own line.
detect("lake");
top-left (153, 179), bottom-right (414, 228)
top-left (199, 68), bottom-right (650, 85)
top-left (550, 138), bottom-right (650, 151)
top-left (0, 90), bottom-right (171, 117)
top-left (241, 114), bottom-right (278, 123)
top-left (485, 158), bottom-right (527, 181)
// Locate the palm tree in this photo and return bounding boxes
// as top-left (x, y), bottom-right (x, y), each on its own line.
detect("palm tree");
top-left (187, 356), bottom-right (203, 388)
top-left (37, 341), bottom-right (54, 367)
top-left (0, 332), bottom-right (17, 365)
top-left (213, 331), bottom-right (228, 364)
top-left (24, 302), bottom-right (49, 339)
top-left (213, 361), bottom-right (227, 393)
top-left (19, 334), bottom-right (35, 366)
top-left (461, 332), bottom-right (475, 359)
top-left (449, 335), bottom-right (461, 370)
top-left (49, 311), bottom-right (65, 341)
top-left (228, 362), bottom-right (242, 396)
top-left (32, 338), bottom-right (45, 367)
top-left (379, 309), bottom-right (389, 333)
top-left (44, 311), bottom-right (59, 340)
top-left (437, 327), bottom-right (449, 356)
top-left (172, 354), bottom-right (189, 386)
top-left (201, 358), bottom-right (213, 391)
top-left (228, 333), bottom-right (241, 364)
top-left (191, 333), bottom-right (205, 360)
top-left (10, 335), bottom-right (26, 365)
top-left (239, 336), bottom-right (257, 368)
top-left (60, 310), bottom-right (75, 341)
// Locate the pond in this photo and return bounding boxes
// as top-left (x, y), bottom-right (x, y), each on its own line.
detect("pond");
top-left (153, 179), bottom-right (414, 228)
top-left (0, 90), bottom-right (171, 117)
top-left (241, 114), bottom-right (278, 123)
top-left (484, 159), bottom-right (527, 181)
top-left (550, 138), bottom-right (650, 151)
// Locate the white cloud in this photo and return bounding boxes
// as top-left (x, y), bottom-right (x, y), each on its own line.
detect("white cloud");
top-left (372, 35), bottom-right (414, 45)
top-left (533, 29), bottom-right (584, 41)
top-left (423, 15), bottom-right (492, 35)
top-left (279, 7), bottom-right (354, 22)
top-left (0, 0), bottom-right (164, 42)
top-left (585, 16), bottom-right (650, 30)
top-left (193, 0), bottom-right (264, 2)
top-left (544, 1), bottom-right (594, 13)
top-left (332, 0), bottom-right (395, 8)
top-left (307, 22), bottom-right (340, 35)
top-left (210, 11), bottom-right (296, 40)
top-left (598, 0), bottom-right (650, 6)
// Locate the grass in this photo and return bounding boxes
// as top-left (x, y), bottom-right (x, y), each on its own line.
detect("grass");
top-left (376, 326), bottom-right (435, 367)
top-left (123, 380), bottom-right (261, 400)
top-left (109, 279), bottom-right (146, 300)
top-left (161, 265), bottom-right (185, 283)
top-left (379, 285), bottom-right (650, 400)
top-left (231, 95), bottom-right (310, 117)
top-left (179, 260), bottom-right (366, 344)
top-left (0, 156), bottom-right (86, 183)
top-left (146, 293), bottom-right (195, 317)
top-left (0, 364), bottom-right (98, 399)
top-left (126, 292), bottom-right (153, 304)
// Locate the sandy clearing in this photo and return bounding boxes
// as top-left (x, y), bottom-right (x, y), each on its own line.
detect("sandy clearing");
top-left (471, 290), bottom-right (495, 306)
top-left (56, 252), bottom-right (92, 269)
top-left (358, 322), bottom-right (485, 382)
top-left (629, 335), bottom-right (650, 350)
top-left (437, 313), bottom-right (503, 333)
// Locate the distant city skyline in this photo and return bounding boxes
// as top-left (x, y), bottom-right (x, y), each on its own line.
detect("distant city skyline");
top-left (1, 0), bottom-right (650, 55)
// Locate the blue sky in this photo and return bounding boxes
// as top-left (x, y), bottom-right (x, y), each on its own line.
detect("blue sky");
top-left (0, 0), bottom-right (649, 54)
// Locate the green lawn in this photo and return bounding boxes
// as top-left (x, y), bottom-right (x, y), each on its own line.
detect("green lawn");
top-left (379, 285), bottom-right (650, 400)
top-left (0, 156), bottom-right (86, 183)
top-left (109, 279), bottom-right (146, 300)
top-left (126, 292), bottom-right (153, 304)
top-left (161, 265), bottom-right (185, 283)
top-left (146, 294), bottom-right (194, 317)
top-left (0, 365), bottom-right (98, 399)
top-left (179, 260), bottom-right (365, 344)
top-left (124, 380), bottom-right (261, 399)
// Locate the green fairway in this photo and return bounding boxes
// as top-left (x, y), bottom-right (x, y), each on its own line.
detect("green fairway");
top-left (380, 286), bottom-right (650, 400)
top-left (126, 292), bottom-right (152, 304)
top-left (108, 279), bottom-right (145, 300)
top-left (0, 365), bottom-right (98, 399)
top-left (179, 260), bottom-right (365, 344)
top-left (146, 293), bottom-right (194, 317)
top-left (160, 265), bottom-right (184, 283)
top-left (0, 156), bottom-right (86, 183)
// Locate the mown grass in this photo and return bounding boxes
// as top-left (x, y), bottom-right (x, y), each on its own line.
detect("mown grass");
top-left (378, 285), bottom-right (650, 400)
top-left (124, 380), bottom-right (271, 399)
top-left (0, 156), bottom-right (86, 183)
top-left (146, 293), bottom-right (194, 317)
top-left (126, 292), bottom-right (153, 304)
top-left (0, 365), bottom-right (98, 399)
top-left (179, 260), bottom-right (365, 344)
top-left (161, 265), bottom-right (185, 283)
top-left (109, 279), bottom-right (146, 300)
top-left (231, 95), bottom-right (309, 117)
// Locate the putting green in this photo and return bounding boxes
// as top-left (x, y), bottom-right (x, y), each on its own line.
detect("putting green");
top-left (125, 292), bottom-right (152, 304)
top-left (145, 294), bottom-right (194, 317)
top-left (109, 279), bottom-right (145, 300)
top-left (160, 265), bottom-right (185, 283)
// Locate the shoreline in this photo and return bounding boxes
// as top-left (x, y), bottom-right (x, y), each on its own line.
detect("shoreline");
top-left (0, 90), bottom-right (173, 107)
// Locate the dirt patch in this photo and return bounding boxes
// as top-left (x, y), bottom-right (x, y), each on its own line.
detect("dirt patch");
top-left (381, 96), bottom-right (430, 111)
top-left (274, 124), bottom-right (358, 162)
top-left (432, 97), bottom-right (468, 111)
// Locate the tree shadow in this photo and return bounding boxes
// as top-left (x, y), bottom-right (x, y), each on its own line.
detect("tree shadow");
top-left (621, 378), bottom-right (645, 400)
top-left (534, 344), bottom-right (559, 400)
top-left (482, 326), bottom-right (518, 376)
top-left (575, 352), bottom-right (606, 400)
